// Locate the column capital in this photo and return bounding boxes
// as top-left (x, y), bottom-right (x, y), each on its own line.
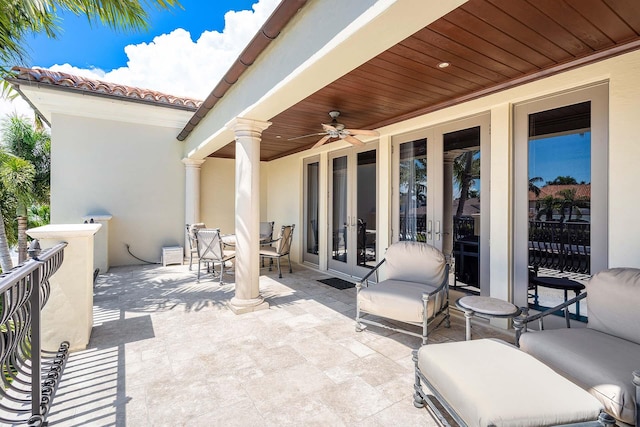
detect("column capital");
top-left (182, 158), bottom-right (206, 168)
top-left (225, 117), bottom-right (272, 137)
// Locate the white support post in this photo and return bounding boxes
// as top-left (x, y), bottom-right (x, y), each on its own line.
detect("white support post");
top-left (183, 158), bottom-right (206, 252)
top-left (226, 117), bottom-right (271, 314)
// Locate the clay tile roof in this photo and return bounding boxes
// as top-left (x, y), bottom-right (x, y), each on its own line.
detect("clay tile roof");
top-left (529, 184), bottom-right (591, 201)
top-left (9, 66), bottom-right (203, 111)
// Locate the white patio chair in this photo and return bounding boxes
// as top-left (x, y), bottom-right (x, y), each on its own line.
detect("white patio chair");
top-left (259, 225), bottom-right (295, 278)
top-left (195, 228), bottom-right (236, 284)
top-left (356, 241), bottom-right (450, 345)
top-left (259, 221), bottom-right (275, 267)
top-left (186, 223), bottom-right (206, 270)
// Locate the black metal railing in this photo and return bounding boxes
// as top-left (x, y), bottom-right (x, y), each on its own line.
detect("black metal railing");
top-left (529, 220), bottom-right (590, 274)
top-left (0, 241), bottom-right (69, 426)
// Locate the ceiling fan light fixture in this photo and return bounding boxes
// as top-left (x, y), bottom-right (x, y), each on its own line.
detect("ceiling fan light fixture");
top-left (291, 110), bottom-right (379, 148)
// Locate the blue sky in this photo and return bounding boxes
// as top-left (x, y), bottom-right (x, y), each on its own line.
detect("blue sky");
top-left (2, 0), bottom-right (279, 118)
top-left (24, 0), bottom-right (260, 71)
top-left (529, 132), bottom-right (591, 185)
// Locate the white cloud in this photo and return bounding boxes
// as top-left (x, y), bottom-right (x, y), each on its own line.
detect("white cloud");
top-left (0, 95), bottom-right (34, 122)
top-left (53, 0), bottom-right (279, 99)
top-left (2, 0), bottom-right (280, 119)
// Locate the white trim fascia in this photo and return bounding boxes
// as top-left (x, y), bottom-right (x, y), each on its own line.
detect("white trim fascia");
top-left (18, 85), bottom-right (194, 129)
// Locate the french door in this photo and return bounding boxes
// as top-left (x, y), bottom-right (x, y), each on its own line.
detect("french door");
top-left (328, 145), bottom-right (378, 278)
top-left (392, 114), bottom-right (490, 293)
top-left (513, 83), bottom-right (608, 308)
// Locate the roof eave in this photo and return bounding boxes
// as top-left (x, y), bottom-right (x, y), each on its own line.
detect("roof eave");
top-left (176, 0), bottom-right (308, 141)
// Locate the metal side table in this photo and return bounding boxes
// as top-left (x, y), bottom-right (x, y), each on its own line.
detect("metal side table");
top-left (456, 296), bottom-right (521, 341)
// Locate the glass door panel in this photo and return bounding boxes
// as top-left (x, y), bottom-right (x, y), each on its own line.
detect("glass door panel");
top-left (446, 126), bottom-right (481, 290)
top-left (331, 156), bottom-right (348, 265)
top-left (328, 147), bottom-right (378, 278)
top-left (399, 140), bottom-right (427, 242)
top-left (514, 82), bottom-right (608, 309)
top-left (303, 160), bottom-right (319, 264)
top-left (528, 102), bottom-right (592, 274)
top-left (356, 150), bottom-right (377, 271)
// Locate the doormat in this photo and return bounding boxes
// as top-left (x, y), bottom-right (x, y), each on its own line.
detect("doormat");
top-left (317, 277), bottom-right (356, 290)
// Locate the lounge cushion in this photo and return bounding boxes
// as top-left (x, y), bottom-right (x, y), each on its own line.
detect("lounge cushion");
top-left (383, 241), bottom-right (446, 284)
top-left (418, 339), bottom-right (603, 427)
top-left (587, 268), bottom-right (640, 345)
top-left (358, 280), bottom-right (441, 323)
top-left (519, 328), bottom-right (640, 425)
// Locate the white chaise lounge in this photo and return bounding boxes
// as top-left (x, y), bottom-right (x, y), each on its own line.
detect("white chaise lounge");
top-left (414, 338), bottom-right (615, 427)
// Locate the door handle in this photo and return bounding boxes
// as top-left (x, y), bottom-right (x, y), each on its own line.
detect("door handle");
top-left (427, 220), bottom-right (433, 240)
top-left (434, 220), bottom-right (441, 241)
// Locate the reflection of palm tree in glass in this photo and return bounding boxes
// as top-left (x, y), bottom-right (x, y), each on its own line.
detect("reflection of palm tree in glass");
top-left (529, 176), bottom-right (543, 197)
top-left (453, 151), bottom-right (479, 217)
top-left (557, 188), bottom-right (589, 221)
top-left (399, 158), bottom-right (426, 240)
top-left (537, 195), bottom-right (561, 221)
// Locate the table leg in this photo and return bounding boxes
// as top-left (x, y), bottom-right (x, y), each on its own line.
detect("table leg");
top-left (464, 310), bottom-right (474, 341)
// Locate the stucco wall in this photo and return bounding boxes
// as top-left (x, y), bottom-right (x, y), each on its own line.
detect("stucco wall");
top-left (200, 157), bottom-right (269, 235)
top-left (263, 156), bottom-right (301, 262)
top-left (50, 114), bottom-right (186, 267)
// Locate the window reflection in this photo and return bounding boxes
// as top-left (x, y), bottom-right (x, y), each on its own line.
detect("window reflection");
top-left (399, 139), bottom-right (427, 241)
top-left (528, 102), bottom-right (592, 275)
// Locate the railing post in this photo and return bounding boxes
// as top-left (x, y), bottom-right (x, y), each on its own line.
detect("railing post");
top-left (30, 258), bottom-right (42, 419)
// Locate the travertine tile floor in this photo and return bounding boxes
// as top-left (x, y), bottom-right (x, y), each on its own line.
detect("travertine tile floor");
top-left (45, 263), bottom-right (514, 426)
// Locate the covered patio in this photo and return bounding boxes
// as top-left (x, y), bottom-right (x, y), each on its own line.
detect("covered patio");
top-left (43, 264), bottom-right (511, 426)
top-left (5, 0), bottom-right (640, 423)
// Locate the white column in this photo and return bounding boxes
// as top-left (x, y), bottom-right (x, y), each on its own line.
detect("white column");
top-left (226, 117), bottom-right (271, 314)
top-left (183, 158), bottom-right (206, 251)
top-left (27, 224), bottom-right (101, 351)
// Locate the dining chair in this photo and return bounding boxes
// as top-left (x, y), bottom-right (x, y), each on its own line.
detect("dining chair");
top-left (259, 221), bottom-right (275, 267)
top-left (259, 224), bottom-right (295, 278)
top-left (186, 223), bottom-right (206, 270)
top-left (195, 228), bottom-right (236, 284)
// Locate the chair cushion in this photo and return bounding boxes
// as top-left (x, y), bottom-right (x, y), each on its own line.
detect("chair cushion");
top-left (419, 339), bottom-right (603, 427)
top-left (587, 268), bottom-right (640, 345)
top-left (222, 249), bottom-right (235, 261)
top-left (383, 241), bottom-right (446, 285)
top-left (358, 279), bottom-right (440, 323)
top-left (259, 247), bottom-right (278, 257)
top-left (519, 328), bottom-right (640, 425)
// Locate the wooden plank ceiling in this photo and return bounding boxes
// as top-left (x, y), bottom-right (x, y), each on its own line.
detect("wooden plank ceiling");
top-left (210, 0), bottom-right (640, 161)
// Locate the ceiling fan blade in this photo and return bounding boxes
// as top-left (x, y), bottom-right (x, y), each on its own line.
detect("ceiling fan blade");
top-left (312, 135), bottom-right (332, 148)
top-left (345, 129), bottom-right (379, 137)
top-left (343, 135), bottom-right (364, 146)
top-left (322, 124), bottom-right (338, 132)
top-left (287, 132), bottom-right (327, 141)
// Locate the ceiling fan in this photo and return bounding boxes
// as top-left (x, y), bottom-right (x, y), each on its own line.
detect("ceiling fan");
top-left (289, 111), bottom-right (379, 149)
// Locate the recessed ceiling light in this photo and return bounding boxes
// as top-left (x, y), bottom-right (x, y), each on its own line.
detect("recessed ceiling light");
top-left (276, 135), bottom-right (281, 138)
top-left (438, 62), bottom-right (450, 69)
